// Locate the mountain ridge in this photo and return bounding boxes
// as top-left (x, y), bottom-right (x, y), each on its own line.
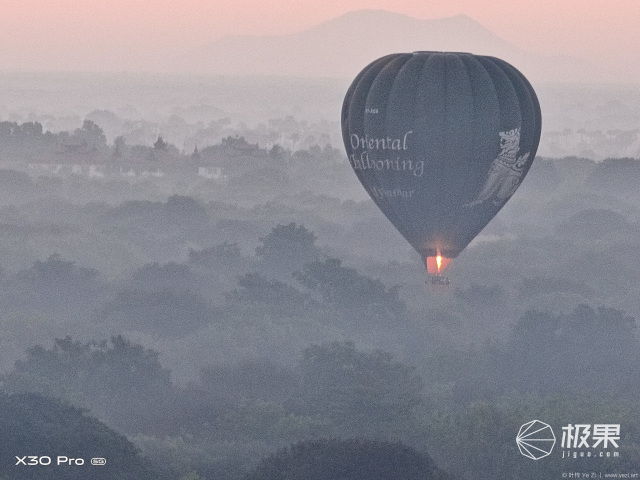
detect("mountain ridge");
top-left (179, 9), bottom-right (597, 82)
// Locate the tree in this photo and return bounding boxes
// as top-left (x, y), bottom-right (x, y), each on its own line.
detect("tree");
top-left (426, 395), bottom-right (640, 480)
top-left (268, 143), bottom-right (287, 161)
top-left (295, 257), bottom-right (405, 324)
top-left (225, 273), bottom-right (317, 316)
top-left (0, 120), bottom-right (15, 138)
top-left (505, 305), bottom-right (639, 394)
top-left (15, 121), bottom-right (43, 137)
top-left (154, 136), bottom-right (168, 150)
top-left (162, 195), bottom-right (209, 225)
top-left (0, 168), bottom-right (36, 200)
top-left (256, 223), bottom-right (321, 276)
top-left (73, 120), bottom-right (107, 150)
top-left (0, 392), bottom-right (159, 480)
top-left (2, 336), bottom-right (175, 434)
top-left (188, 242), bottom-right (246, 269)
top-left (245, 438), bottom-right (455, 480)
top-left (113, 135), bottom-right (127, 157)
top-left (1, 254), bottom-right (102, 315)
top-left (199, 360), bottom-right (298, 405)
top-left (101, 289), bottom-right (212, 338)
top-left (85, 109), bottom-right (124, 143)
top-left (128, 262), bottom-right (196, 292)
top-left (220, 135), bottom-right (257, 152)
top-left (295, 342), bottom-right (423, 436)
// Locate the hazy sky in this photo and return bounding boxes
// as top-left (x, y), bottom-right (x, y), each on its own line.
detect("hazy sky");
top-left (1, 0), bottom-right (638, 79)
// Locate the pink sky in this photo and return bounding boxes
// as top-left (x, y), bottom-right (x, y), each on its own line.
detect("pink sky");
top-left (1, 0), bottom-right (638, 78)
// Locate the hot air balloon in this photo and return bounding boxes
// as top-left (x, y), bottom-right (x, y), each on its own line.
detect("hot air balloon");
top-left (341, 52), bottom-right (541, 279)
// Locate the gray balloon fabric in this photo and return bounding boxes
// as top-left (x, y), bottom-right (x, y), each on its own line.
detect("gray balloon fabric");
top-left (341, 52), bottom-right (541, 272)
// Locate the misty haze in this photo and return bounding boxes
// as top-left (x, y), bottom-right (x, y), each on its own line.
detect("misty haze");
top-left (1, 7), bottom-right (640, 480)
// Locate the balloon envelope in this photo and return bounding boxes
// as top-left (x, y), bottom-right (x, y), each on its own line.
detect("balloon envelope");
top-left (341, 52), bottom-right (541, 274)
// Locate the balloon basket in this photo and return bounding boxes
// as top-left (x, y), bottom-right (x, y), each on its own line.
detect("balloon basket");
top-left (429, 275), bottom-right (451, 286)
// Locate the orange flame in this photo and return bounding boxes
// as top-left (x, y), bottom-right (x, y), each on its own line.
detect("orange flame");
top-left (426, 249), bottom-right (452, 275)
